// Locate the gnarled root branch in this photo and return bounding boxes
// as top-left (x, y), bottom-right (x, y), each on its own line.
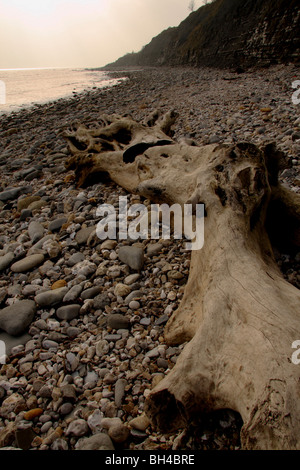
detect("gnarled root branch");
top-left (63, 111), bottom-right (300, 449)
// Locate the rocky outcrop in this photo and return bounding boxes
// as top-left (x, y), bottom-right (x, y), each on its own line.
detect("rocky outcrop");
top-left (106, 0), bottom-right (300, 69)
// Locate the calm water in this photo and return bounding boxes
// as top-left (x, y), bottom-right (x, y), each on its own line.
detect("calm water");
top-left (0, 68), bottom-right (124, 115)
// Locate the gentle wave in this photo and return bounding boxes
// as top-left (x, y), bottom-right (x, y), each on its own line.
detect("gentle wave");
top-left (0, 68), bottom-right (125, 114)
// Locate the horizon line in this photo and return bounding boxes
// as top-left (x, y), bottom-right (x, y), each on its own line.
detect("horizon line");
top-left (0, 66), bottom-right (103, 72)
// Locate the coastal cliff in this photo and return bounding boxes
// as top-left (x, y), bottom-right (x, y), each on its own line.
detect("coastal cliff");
top-left (106, 0), bottom-right (300, 69)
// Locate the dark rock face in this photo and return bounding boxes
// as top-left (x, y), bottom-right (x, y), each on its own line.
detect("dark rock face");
top-left (106, 0), bottom-right (300, 69)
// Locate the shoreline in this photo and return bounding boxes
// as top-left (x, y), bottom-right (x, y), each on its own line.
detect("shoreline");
top-left (0, 65), bottom-right (299, 451)
top-left (1, 64), bottom-right (299, 193)
top-left (0, 68), bottom-right (126, 117)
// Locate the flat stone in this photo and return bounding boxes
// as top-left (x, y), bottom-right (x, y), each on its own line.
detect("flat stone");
top-left (66, 352), bottom-right (79, 372)
top-left (11, 254), bottom-right (45, 273)
top-left (209, 134), bottom-right (221, 144)
top-left (38, 385), bottom-right (52, 398)
top-left (35, 287), bottom-right (68, 307)
top-left (47, 332), bottom-right (67, 343)
top-left (20, 209), bottom-right (32, 221)
top-left (100, 417), bottom-right (122, 430)
top-left (157, 358), bottom-right (169, 369)
top-left (28, 200), bottom-right (47, 211)
top-left (84, 371), bottom-right (98, 388)
top-left (66, 252), bottom-right (85, 267)
top-left (124, 290), bottom-right (143, 305)
top-left (61, 384), bottom-right (77, 400)
top-left (56, 304), bottom-right (81, 321)
top-left (129, 414), bottom-right (150, 432)
top-left (118, 246), bottom-right (144, 271)
top-left (146, 243), bottom-right (163, 257)
top-left (107, 314), bottom-right (130, 330)
top-left (100, 240), bottom-right (118, 250)
top-left (124, 273), bottom-right (140, 285)
top-left (75, 433), bottom-right (114, 450)
top-left (63, 285), bottom-right (83, 302)
top-left (24, 170), bottom-right (42, 181)
top-left (75, 226), bottom-right (96, 245)
top-left (146, 347), bottom-right (160, 358)
top-left (42, 339), bottom-right (59, 350)
top-left (17, 196), bottom-right (40, 212)
top-left (59, 402), bottom-right (74, 416)
top-left (87, 410), bottom-right (102, 433)
top-left (81, 286), bottom-right (101, 300)
top-left (28, 221), bottom-right (44, 244)
top-left (0, 300), bottom-right (36, 336)
top-left (114, 378), bottom-right (127, 407)
top-left (0, 252), bottom-right (14, 272)
top-left (155, 314), bottom-right (169, 326)
top-left (65, 327), bottom-right (80, 338)
top-left (104, 334), bottom-right (122, 342)
top-left (0, 188), bottom-right (22, 202)
top-left (129, 300), bottom-right (140, 310)
top-left (49, 217), bottom-right (67, 233)
top-left (93, 292), bottom-right (111, 310)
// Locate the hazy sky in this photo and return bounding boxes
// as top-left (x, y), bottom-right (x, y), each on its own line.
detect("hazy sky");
top-left (0, 0), bottom-right (201, 69)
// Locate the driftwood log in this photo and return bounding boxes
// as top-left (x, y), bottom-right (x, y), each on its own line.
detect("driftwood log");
top-left (63, 112), bottom-right (300, 450)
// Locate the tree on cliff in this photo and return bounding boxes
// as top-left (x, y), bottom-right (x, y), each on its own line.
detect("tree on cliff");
top-left (188, 1), bottom-right (196, 12)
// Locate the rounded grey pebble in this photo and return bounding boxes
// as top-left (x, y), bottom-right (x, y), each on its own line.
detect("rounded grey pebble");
top-left (59, 402), bottom-right (74, 415)
top-left (40, 422), bottom-right (53, 433)
top-left (65, 327), bottom-right (80, 338)
top-left (56, 304), bottom-right (81, 321)
top-left (42, 339), bottom-right (59, 350)
top-left (66, 252), bottom-right (85, 267)
top-left (49, 217), bottom-right (67, 233)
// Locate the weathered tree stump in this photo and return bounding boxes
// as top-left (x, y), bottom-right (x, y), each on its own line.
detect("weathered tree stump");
top-left (63, 112), bottom-right (300, 450)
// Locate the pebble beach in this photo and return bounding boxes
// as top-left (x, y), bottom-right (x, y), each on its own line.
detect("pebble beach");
top-left (0, 64), bottom-right (299, 451)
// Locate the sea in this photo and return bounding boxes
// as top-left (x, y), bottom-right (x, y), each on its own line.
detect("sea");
top-left (0, 67), bottom-right (124, 115)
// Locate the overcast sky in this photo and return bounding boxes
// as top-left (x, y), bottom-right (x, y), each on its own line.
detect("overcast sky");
top-left (0, 0), bottom-right (203, 69)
